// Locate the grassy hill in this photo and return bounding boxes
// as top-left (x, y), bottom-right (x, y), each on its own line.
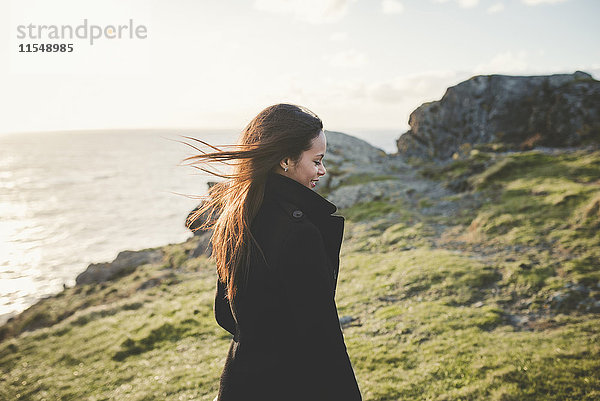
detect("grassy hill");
top-left (1, 147), bottom-right (599, 400)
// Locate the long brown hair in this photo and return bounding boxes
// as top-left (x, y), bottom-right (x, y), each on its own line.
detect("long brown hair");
top-left (179, 103), bottom-right (323, 311)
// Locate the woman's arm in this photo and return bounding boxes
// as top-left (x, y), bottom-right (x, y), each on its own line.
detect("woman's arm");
top-left (275, 223), bottom-right (362, 399)
top-left (214, 276), bottom-right (236, 337)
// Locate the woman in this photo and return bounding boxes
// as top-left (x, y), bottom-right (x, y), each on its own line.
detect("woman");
top-left (183, 104), bottom-right (362, 401)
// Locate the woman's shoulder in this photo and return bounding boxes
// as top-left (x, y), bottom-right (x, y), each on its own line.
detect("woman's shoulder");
top-left (251, 199), bottom-right (324, 274)
top-left (252, 197), bottom-right (321, 246)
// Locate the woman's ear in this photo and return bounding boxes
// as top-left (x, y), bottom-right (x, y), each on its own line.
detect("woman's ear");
top-left (279, 158), bottom-right (290, 171)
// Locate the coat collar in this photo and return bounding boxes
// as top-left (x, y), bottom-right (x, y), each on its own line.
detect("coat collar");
top-left (263, 171), bottom-right (345, 297)
top-left (264, 171), bottom-right (337, 219)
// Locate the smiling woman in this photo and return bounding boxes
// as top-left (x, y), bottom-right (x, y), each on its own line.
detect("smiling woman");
top-left (280, 129), bottom-right (327, 189)
top-left (181, 103), bottom-right (362, 400)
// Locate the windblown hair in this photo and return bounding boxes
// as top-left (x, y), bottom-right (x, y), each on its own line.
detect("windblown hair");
top-left (179, 103), bottom-right (323, 313)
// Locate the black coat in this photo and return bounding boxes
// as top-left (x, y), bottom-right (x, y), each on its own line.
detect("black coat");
top-left (214, 171), bottom-right (362, 401)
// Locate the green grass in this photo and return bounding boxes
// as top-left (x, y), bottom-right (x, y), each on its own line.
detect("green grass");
top-left (346, 315), bottom-right (599, 401)
top-left (334, 246), bottom-right (599, 401)
top-left (342, 199), bottom-right (404, 222)
top-left (1, 148), bottom-right (599, 400)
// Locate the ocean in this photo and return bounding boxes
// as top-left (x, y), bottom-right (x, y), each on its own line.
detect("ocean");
top-left (0, 128), bottom-right (401, 324)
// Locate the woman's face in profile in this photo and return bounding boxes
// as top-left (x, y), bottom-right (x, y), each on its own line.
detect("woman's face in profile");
top-left (284, 130), bottom-right (327, 189)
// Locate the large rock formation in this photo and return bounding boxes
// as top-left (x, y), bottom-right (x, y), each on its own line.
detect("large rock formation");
top-left (396, 71), bottom-right (600, 161)
top-left (75, 249), bottom-right (163, 285)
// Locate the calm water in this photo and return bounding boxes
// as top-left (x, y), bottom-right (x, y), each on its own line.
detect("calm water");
top-left (0, 128), bottom-right (399, 324)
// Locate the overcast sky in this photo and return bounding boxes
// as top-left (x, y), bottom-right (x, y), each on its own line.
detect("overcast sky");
top-left (1, 0), bottom-right (598, 135)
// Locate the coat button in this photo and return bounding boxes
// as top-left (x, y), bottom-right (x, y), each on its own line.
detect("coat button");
top-left (292, 210), bottom-right (303, 218)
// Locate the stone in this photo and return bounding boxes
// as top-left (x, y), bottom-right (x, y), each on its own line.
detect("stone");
top-left (75, 249), bottom-right (163, 285)
top-left (396, 71), bottom-right (600, 162)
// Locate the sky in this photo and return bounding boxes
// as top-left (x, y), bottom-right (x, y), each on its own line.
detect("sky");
top-left (1, 0), bottom-right (599, 135)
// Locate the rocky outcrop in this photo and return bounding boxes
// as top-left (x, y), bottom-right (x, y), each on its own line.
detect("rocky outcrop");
top-left (186, 181), bottom-right (220, 235)
top-left (319, 130), bottom-right (397, 188)
top-left (190, 231), bottom-right (213, 258)
top-left (396, 71), bottom-right (600, 161)
top-left (75, 249), bottom-right (163, 285)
